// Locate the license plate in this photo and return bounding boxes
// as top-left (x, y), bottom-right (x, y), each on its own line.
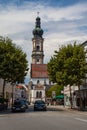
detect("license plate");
top-left (39, 107), bottom-right (42, 109)
top-left (16, 108), bottom-right (20, 110)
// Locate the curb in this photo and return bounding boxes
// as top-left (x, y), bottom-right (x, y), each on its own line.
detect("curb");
top-left (47, 105), bottom-right (87, 112)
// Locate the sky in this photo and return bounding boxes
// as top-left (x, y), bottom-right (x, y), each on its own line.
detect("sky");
top-left (0, 0), bottom-right (87, 83)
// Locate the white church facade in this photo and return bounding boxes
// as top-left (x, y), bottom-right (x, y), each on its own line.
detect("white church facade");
top-left (28, 81), bottom-right (46, 103)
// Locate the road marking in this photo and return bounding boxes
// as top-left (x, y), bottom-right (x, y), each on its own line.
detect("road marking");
top-left (0, 115), bottom-right (6, 117)
top-left (75, 118), bottom-right (87, 122)
top-left (0, 115), bottom-right (4, 117)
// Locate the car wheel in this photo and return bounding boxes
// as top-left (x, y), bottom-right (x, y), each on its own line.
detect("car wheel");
top-left (23, 110), bottom-right (25, 112)
top-left (11, 110), bottom-right (15, 112)
top-left (44, 108), bottom-right (47, 111)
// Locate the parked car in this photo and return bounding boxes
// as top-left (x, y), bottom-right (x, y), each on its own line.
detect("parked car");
top-left (34, 100), bottom-right (47, 111)
top-left (11, 100), bottom-right (26, 112)
top-left (22, 100), bottom-right (29, 109)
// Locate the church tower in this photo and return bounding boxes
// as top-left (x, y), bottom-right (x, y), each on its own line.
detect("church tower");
top-left (32, 15), bottom-right (44, 64)
top-left (29, 15), bottom-right (51, 103)
top-left (30, 15), bottom-right (49, 85)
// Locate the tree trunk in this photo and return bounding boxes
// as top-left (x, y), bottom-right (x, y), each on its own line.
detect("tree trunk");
top-left (11, 83), bottom-right (15, 106)
top-left (78, 84), bottom-right (83, 111)
top-left (69, 85), bottom-right (73, 109)
top-left (2, 79), bottom-right (6, 99)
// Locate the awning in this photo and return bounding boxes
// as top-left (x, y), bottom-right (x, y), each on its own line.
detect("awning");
top-left (54, 95), bottom-right (64, 99)
top-left (16, 84), bottom-right (28, 91)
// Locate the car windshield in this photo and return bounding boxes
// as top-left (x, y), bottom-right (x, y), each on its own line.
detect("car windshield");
top-left (14, 101), bottom-right (24, 106)
top-left (35, 100), bottom-right (45, 104)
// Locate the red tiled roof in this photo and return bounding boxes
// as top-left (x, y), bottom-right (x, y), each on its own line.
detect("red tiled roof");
top-left (31, 64), bottom-right (49, 78)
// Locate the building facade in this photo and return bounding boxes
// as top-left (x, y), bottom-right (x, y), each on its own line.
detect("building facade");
top-left (28, 81), bottom-right (45, 103)
top-left (64, 85), bottom-right (78, 108)
top-left (0, 78), bottom-right (13, 100)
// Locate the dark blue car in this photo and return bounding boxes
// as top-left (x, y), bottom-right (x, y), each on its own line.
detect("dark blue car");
top-left (11, 100), bottom-right (26, 112)
top-left (34, 100), bottom-right (47, 111)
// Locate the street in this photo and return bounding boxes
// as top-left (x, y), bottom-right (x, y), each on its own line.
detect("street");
top-left (0, 105), bottom-right (87, 130)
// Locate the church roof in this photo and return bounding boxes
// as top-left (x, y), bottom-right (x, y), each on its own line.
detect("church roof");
top-left (31, 64), bottom-right (49, 78)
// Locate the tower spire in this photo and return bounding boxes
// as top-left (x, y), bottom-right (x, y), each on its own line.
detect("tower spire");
top-left (33, 14), bottom-right (43, 38)
top-left (32, 16), bottom-right (44, 64)
top-left (37, 12), bottom-right (39, 17)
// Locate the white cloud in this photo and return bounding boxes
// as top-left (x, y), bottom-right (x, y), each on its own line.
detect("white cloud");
top-left (0, 1), bottom-right (87, 65)
top-left (40, 3), bottom-right (87, 21)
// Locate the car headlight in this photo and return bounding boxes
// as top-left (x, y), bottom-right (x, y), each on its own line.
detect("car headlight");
top-left (12, 107), bottom-right (15, 109)
top-left (21, 105), bottom-right (25, 108)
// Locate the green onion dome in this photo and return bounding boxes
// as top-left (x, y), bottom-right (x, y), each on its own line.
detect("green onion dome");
top-left (33, 27), bottom-right (43, 37)
top-left (33, 16), bottom-right (43, 37)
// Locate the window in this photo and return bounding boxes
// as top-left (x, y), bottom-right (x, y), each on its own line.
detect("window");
top-left (36, 91), bottom-right (39, 98)
top-left (36, 91), bottom-right (42, 98)
top-left (36, 46), bottom-right (40, 51)
top-left (39, 91), bottom-right (42, 98)
top-left (37, 59), bottom-right (39, 62)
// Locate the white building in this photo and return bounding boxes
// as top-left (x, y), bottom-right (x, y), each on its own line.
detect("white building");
top-left (15, 84), bottom-right (28, 100)
top-left (28, 81), bottom-right (46, 103)
top-left (64, 85), bottom-right (78, 108)
top-left (0, 78), bottom-right (14, 100)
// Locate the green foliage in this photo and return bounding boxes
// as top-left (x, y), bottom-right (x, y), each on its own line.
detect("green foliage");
top-left (46, 84), bottom-right (63, 97)
top-left (0, 36), bottom-right (28, 83)
top-left (0, 36), bottom-right (29, 98)
top-left (47, 42), bottom-right (86, 86)
top-left (0, 98), bottom-right (8, 103)
top-left (47, 57), bottom-right (57, 83)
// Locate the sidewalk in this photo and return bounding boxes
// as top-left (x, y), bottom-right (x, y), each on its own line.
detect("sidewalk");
top-left (0, 108), bottom-right (11, 115)
top-left (47, 105), bottom-right (87, 112)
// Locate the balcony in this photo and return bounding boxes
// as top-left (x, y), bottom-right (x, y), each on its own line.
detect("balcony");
top-left (32, 51), bottom-right (44, 56)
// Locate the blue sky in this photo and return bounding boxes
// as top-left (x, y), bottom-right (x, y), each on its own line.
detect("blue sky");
top-left (0, 0), bottom-right (86, 6)
top-left (0, 0), bottom-right (87, 83)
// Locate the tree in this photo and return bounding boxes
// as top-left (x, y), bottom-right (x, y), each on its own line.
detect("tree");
top-left (47, 43), bottom-right (86, 110)
top-left (46, 84), bottom-right (63, 98)
top-left (0, 36), bottom-right (29, 98)
top-left (47, 57), bottom-right (57, 83)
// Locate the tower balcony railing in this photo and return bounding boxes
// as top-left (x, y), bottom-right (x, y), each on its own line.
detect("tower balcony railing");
top-left (32, 51), bottom-right (44, 55)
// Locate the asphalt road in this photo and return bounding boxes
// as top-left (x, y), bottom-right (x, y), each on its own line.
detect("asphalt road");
top-left (0, 105), bottom-right (87, 130)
